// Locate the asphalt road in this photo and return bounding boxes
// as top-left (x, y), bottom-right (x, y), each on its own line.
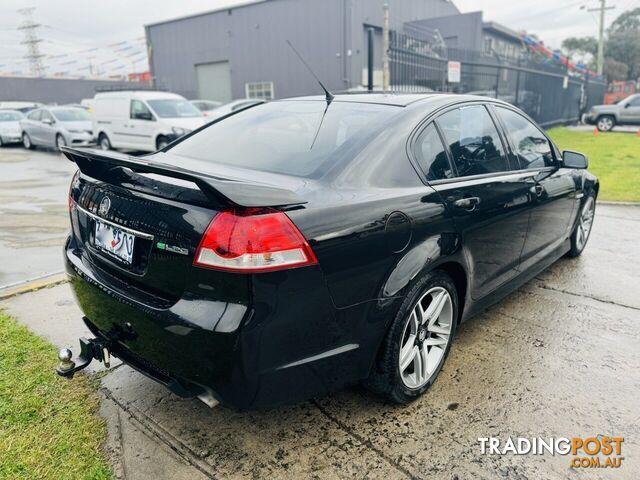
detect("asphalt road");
top-left (1, 148), bottom-right (638, 478)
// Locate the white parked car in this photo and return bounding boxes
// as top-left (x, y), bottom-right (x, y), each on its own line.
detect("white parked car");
top-left (190, 99), bottom-right (223, 117)
top-left (92, 90), bottom-right (208, 152)
top-left (21, 106), bottom-right (94, 150)
top-left (203, 99), bottom-right (265, 121)
top-left (0, 101), bottom-right (42, 113)
top-left (0, 109), bottom-right (24, 146)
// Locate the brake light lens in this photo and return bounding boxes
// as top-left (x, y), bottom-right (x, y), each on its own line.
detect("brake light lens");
top-left (68, 170), bottom-right (79, 211)
top-left (194, 209), bottom-right (318, 273)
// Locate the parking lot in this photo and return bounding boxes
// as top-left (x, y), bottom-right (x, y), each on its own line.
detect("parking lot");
top-left (0, 147), bottom-right (638, 479)
top-left (0, 146), bottom-right (75, 288)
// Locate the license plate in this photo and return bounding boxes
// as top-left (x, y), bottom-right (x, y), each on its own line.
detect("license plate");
top-left (94, 220), bottom-right (136, 264)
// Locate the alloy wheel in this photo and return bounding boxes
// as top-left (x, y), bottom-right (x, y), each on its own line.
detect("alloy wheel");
top-left (56, 135), bottom-right (66, 150)
top-left (597, 117), bottom-right (613, 131)
top-left (399, 286), bottom-right (453, 389)
top-left (23, 133), bottom-right (31, 149)
top-left (576, 196), bottom-right (595, 251)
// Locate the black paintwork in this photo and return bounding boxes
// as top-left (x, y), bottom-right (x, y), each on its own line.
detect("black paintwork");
top-left (63, 93), bottom-right (598, 410)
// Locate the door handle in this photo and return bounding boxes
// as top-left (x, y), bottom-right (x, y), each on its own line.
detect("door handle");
top-left (452, 196), bottom-right (480, 211)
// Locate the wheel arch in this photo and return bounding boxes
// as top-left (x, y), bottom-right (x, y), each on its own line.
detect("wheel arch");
top-left (433, 261), bottom-right (468, 324)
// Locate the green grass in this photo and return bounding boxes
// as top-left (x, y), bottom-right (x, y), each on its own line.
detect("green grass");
top-left (547, 127), bottom-right (640, 202)
top-left (0, 312), bottom-right (112, 480)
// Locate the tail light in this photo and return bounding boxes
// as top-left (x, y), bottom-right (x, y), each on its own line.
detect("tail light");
top-left (194, 208), bottom-right (317, 273)
top-left (68, 170), bottom-right (79, 211)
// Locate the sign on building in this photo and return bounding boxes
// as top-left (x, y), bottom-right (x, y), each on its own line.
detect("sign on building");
top-left (447, 61), bottom-right (461, 83)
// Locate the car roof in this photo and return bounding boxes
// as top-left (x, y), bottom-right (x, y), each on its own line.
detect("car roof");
top-left (95, 91), bottom-right (184, 100)
top-left (282, 93), bottom-right (511, 108)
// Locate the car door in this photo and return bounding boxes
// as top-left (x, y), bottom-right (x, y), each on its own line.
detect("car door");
top-left (39, 110), bottom-right (57, 147)
top-left (619, 95), bottom-right (640, 124)
top-left (425, 103), bottom-right (532, 300)
top-left (23, 109), bottom-right (42, 143)
top-left (127, 100), bottom-right (157, 151)
top-left (493, 105), bottom-right (577, 272)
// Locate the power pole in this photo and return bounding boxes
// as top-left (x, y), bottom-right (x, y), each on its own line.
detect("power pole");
top-left (382, 3), bottom-right (390, 91)
top-left (587, 0), bottom-right (615, 76)
top-left (17, 7), bottom-right (45, 77)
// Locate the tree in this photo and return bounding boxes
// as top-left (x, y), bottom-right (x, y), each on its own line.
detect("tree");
top-left (606, 8), bottom-right (640, 80)
top-left (562, 36), bottom-right (597, 57)
top-left (603, 58), bottom-right (629, 82)
top-left (609, 7), bottom-right (640, 33)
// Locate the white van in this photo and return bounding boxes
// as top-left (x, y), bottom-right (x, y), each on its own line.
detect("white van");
top-left (92, 90), bottom-right (207, 152)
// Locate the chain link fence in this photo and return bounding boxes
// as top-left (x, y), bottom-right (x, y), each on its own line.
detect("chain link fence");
top-left (386, 31), bottom-right (606, 128)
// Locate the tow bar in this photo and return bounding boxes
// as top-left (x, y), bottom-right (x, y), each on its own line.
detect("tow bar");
top-left (56, 337), bottom-right (112, 378)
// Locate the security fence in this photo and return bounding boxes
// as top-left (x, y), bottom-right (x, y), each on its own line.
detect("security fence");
top-left (385, 31), bottom-right (606, 127)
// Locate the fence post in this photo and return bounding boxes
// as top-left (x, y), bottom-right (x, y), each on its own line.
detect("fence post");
top-left (382, 3), bottom-right (390, 91)
top-left (514, 58), bottom-right (521, 107)
top-left (367, 28), bottom-right (374, 91)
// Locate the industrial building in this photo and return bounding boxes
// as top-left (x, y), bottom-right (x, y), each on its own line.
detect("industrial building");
top-left (144, 0), bottom-right (466, 102)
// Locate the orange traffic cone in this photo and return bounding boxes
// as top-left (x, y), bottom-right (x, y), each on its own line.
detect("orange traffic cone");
top-left (593, 127), bottom-right (599, 136)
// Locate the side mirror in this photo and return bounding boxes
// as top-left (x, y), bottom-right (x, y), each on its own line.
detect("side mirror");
top-left (624, 103), bottom-right (631, 109)
top-left (562, 150), bottom-right (588, 169)
top-left (42, 118), bottom-right (53, 125)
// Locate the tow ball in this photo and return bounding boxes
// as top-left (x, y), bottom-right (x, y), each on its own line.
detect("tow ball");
top-left (56, 337), bottom-right (112, 378)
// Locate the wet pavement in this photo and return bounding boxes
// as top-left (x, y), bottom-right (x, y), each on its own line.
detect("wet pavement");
top-left (0, 146), bottom-right (75, 288)
top-left (2, 204), bottom-right (639, 479)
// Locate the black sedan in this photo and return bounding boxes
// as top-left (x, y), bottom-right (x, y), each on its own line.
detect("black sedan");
top-left (59, 94), bottom-right (597, 410)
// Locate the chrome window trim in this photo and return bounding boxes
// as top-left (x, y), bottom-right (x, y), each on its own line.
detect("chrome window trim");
top-left (428, 167), bottom-right (554, 190)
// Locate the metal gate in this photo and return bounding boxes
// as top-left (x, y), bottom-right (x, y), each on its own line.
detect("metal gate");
top-left (384, 31), bottom-right (606, 127)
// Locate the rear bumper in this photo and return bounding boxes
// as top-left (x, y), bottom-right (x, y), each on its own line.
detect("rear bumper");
top-left (64, 237), bottom-right (379, 410)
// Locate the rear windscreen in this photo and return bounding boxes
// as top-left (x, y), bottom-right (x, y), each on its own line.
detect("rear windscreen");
top-left (167, 100), bottom-right (400, 178)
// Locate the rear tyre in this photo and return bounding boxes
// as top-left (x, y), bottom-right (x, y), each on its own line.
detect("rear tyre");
top-left (55, 134), bottom-right (66, 151)
top-left (596, 115), bottom-right (615, 132)
top-left (98, 133), bottom-right (111, 151)
top-left (156, 136), bottom-right (169, 151)
top-left (567, 191), bottom-right (596, 257)
top-left (0, 136), bottom-right (4, 147)
top-left (22, 132), bottom-right (33, 150)
top-left (365, 270), bottom-right (458, 404)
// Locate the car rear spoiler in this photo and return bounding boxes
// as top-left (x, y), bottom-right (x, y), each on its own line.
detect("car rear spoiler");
top-left (61, 147), bottom-right (307, 208)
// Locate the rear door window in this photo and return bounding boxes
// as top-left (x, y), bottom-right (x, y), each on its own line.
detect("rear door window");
top-left (436, 105), bottom-right (510, 177)
top-left (414, 123), bottom-right (454, 181)
top-left (496, 107), bottom-right (555, 169)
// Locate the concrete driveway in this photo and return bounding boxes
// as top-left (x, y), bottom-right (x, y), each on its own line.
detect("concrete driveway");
top-left (0, 146), bottom-right (75, 288)
top-left (2, 191), bottom-right (639, 479)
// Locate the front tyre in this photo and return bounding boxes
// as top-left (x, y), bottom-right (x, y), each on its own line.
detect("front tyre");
top-left (98, 133), bottom-right (111, 151)
top-left (596, 115), bottom-right (615, 132)
top-left (156, 136), bottom-right (169, 151)
top-left (55, 134), bottom-right (66, 151)
top-left (567, 192), bottom-right (596, 257)
top-left (365, 270), bottom-right (458, 404)
top-left (22, 132), bottom-right (33, 150)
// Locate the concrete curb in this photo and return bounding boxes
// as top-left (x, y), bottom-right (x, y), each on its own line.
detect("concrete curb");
top-left (598, 200), bottom-right (640, 206)
top-left (0, 272), bottom-right (68, 300)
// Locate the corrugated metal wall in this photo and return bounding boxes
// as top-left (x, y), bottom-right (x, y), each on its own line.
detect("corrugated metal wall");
top-left (146, 0), bottom-right (460, 100)
top-left (0, 77), bottom-right (143, 104)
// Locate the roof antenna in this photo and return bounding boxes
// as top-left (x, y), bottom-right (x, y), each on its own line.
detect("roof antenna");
top-left (286, 40), bottom-right (334, 105)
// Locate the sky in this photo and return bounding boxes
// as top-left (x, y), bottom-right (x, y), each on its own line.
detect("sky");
top-left (0, 0), bottom-right (637, 78)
